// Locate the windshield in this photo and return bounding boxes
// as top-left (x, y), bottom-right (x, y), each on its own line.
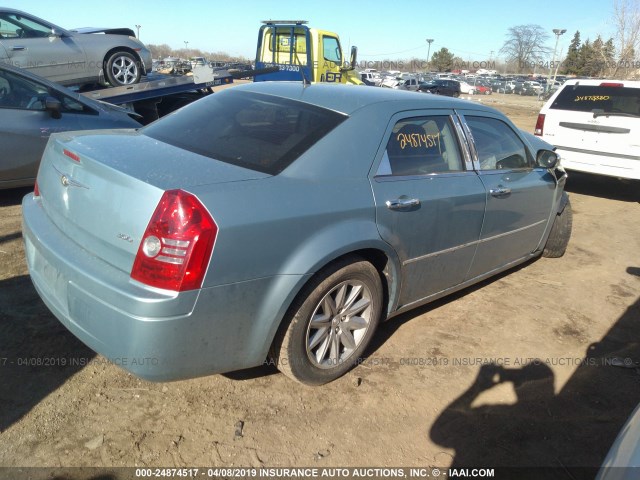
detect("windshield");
top-left (551, 84), bottom-right (640, 116)
top-left (142, 90), bottom-right (347, 175)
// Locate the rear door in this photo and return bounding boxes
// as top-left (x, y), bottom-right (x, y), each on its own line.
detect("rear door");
top-left (370, 110), bottom-right (486, 308)
top-left (458, 111), bottom-right (556, 279)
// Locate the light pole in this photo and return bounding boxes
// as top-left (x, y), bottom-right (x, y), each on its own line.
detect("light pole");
top-left (426, 38), bottom-right (434, 71)
top-left (135, 24), bottom-right (141, 39)
top-left (184, 41), bottom-right (189, 51)
top-left (549, 29), bottom-right (566, 87)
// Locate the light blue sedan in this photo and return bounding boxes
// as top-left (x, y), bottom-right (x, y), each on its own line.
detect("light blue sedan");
top-left (22, 82), bottom-right (572, 385)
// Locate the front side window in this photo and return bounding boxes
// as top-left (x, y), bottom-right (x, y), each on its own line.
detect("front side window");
top-left (465, 116), bottom-right (532, 170)
top-left (142, 90), bottom-right (347, 175)
top-left (322, 36), bottom-right (342, 64)
top-left (0, 13), bottom-right (52, 39)
top-left (0, 69), bottom-right (47, 109)
top-left (0, 68), bottom-right (94, 113)
top-left (377, 116), bottom-right (464, 176)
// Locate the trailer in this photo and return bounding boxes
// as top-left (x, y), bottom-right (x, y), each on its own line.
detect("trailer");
top-left (80, 65), bottom-right (235, 124)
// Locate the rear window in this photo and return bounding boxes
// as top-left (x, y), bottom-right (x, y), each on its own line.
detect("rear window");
top-left (550, 84), bottom-right (640, 115)
top-left (142, 90), bottom-right (347, 175)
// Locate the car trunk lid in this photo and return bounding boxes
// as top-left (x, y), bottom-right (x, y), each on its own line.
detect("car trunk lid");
top-left (37, 130), bottom-right (268, 275)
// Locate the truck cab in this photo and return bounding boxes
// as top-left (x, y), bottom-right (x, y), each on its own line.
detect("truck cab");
top-left (254, 20), bottom-right (361, 84)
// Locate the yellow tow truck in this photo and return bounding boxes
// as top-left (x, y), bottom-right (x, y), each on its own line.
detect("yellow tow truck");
top-left (254, 20), bottom-right (362, 84)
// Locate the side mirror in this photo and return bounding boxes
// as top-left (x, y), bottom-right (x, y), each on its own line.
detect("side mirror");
top-left (536, 149), bottom-right (559, 169)
top-left (341, 46), bottom-right (357, 72)
top-left (45, 96), bottom-right (62, 119)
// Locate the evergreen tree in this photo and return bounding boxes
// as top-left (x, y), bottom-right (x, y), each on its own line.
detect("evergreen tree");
top-left (430, 48), bottom-right (456, 72)
top-left (577, 40), bottom-right (593, 76)
top-left (562, 31), bottom-right (581, 74)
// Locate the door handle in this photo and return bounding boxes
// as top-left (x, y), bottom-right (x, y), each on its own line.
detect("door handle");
top-left (490, 187), bottom-right (512, 198)
top-left (11, 46), bottom-right (26, 51)
top-left (386, 198), bottom-right (420, 210)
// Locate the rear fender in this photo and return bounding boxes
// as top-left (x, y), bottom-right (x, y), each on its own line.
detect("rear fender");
top-left (251, 220), bottom-right (402, 361)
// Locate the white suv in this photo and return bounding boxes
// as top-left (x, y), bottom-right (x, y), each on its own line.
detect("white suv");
top-left (535, 79), bottom-right (640, 180)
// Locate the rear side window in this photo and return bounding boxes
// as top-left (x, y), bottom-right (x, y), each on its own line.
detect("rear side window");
top-left (551, 84), bottom-right (640, 115)
top-left (377, 116), bottom-right (464, 176)
top-left (142, 90), bottom-right (347, 175)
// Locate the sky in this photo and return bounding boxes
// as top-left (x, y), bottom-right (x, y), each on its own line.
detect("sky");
top-left (5, 0), bottom-right (614, 64)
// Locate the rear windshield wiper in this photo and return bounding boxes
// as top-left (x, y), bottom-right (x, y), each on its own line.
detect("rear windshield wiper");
top-left (592, 109), bottom-right (640, 119)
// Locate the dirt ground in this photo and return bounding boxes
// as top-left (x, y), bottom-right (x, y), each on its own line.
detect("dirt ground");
top-left (0, 91), bottom-right (639, 479)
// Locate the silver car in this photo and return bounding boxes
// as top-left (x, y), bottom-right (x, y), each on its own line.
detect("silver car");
top-left (0, 8), bottom-right (152, 86)
top-left (0, 62), bottom-right (141, 189)
top-left (22, 82), bottom-right (572, 385)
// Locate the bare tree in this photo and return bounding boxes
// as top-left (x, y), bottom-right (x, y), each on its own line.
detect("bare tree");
top-left (611, 0), bottom-right (640, 77)
top-left (499, 25), bottom-right (551, 73)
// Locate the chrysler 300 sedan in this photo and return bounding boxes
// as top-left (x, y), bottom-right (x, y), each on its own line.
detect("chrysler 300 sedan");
top-left (22, 82), bottom-right (572, 385)
top-left (0, 8), bottom-right (151, 86)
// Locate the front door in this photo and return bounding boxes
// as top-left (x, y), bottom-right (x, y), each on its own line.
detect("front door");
top-left (458, 111), bottom-right (557, 279)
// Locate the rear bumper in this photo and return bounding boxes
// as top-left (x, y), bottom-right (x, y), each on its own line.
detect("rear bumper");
top-left (139, 48), bottom-right (152, 75)
top-left (22, 194), bottom-right (303, 381)
top-left (556, 146), bottom-right (640, 180)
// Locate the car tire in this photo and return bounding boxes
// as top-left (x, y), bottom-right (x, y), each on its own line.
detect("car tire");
top-left (543, 195), bottom-right (572, 258)
top-left (105, 51), bottom-right (142, 86)
top-left (270, 256), bottom-right (383, 385)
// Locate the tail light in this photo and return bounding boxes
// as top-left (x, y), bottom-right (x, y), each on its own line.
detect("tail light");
top-left (534, 114), bottom-right (546, 136)
top-left (131, 189), bottom-right (217, 291)
top-left (34, 180), bottom-right (40, 197)
top-left (600, 82), bottom-right (623, 87)
top-left (63, 149), bottom-right (81, 162)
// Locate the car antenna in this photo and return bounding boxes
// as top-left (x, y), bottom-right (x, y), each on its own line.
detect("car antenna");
top-left (300, 67), bottom-right (310, 88)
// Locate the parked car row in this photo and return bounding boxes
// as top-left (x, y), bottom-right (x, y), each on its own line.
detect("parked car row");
top-left (363, 68), bottom-right (568, 99)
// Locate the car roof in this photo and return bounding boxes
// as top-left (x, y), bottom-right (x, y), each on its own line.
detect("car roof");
top-left (233, 81), bottom-right (498, 116)
top-left (561, 79), bottom-right (640, 87)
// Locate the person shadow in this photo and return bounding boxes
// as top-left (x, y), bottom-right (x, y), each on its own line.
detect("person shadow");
top-left (430, 295), bottom-right (640, 480)
top-left (430, 361), bottom-right (560, 472)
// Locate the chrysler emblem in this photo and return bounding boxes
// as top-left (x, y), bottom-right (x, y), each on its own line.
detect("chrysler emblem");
top-left (53, 165), bottom-right (88, 189)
